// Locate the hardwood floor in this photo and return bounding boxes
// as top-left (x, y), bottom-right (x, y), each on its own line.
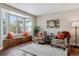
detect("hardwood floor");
top-left (0, 41), bottom-right (33, 56)
top-left (0, 41), bottom-right (67, 56)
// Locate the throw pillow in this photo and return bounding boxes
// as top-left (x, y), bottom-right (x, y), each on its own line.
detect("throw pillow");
top-left (22, 32), bottom-right (29, 36)
top-left (7, 32), bottom-right (13, 39)
top-left (37, 32), bottom-right (43, 37)
top-left (56, 32), bottom-right (65, 39)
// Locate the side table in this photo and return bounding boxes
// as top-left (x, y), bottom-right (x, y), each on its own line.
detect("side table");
top-left (45, 35), bottom-right (52, 44)
top-left (67, 45), bottom-right (79, 56)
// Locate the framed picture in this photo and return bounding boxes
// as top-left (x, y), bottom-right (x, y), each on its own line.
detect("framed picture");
top-left (47, 19), bottom-right (60, 28)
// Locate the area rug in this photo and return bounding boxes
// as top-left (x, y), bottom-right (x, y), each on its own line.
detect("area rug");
top-left (19, 43), bottom-right (67, 56)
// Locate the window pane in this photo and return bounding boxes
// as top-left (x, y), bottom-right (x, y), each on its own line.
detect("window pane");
top-left (2, 11), bottom-right (7, 35)
top-left (17, 17), bottom-right (23, 33)
top-left (9, 14), bottom-right (17, 34)
top-left (0, 9), bottom-right (1, 36)
top-left (25, 19), bottom-right (32, 34)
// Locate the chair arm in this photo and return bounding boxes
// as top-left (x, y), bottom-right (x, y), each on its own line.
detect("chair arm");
top-left (64, 38), bottom-right (67, 46)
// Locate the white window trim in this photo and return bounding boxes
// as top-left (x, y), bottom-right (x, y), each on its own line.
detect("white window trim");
top-left (1, 8), bottom-right (32, 38)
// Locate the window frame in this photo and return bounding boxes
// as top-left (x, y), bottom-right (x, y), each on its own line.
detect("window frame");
top-left (1, 8), bottom-right (32, 36)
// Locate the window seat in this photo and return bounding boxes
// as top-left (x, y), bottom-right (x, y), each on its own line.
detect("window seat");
top-left (3, 36), bottom-right (32, 50)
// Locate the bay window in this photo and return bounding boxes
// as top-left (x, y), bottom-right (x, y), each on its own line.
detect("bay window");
top-left (0, 8), bottom-right (32, 36)
top-left (0, 8), bottom-right (33, 49)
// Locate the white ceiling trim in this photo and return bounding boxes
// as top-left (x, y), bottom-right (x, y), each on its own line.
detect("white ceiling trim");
top-left (6, 3), bottom-right (79, 16)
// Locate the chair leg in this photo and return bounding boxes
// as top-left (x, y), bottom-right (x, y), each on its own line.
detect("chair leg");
top-left (51, 45), bottom-right (53, 47)
top-left (63, 48), bottom-right (65, 51)
top-left (33, 41), bottom-right (35, 44)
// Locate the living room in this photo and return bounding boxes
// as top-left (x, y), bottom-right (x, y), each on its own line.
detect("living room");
top-left (0, 3), bottom-right (79, 56)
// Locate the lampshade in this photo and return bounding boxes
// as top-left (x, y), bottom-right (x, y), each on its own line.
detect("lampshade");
top-left (72, 22), bottom-right (79, 27)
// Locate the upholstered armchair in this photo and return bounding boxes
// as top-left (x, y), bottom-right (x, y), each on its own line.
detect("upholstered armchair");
top-left (51, 31), bottom-right (71, 50)
top-left (33, 31), bottom-right (46, 44)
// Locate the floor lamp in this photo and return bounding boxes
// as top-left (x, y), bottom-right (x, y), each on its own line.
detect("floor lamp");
top-left (72, 22), bottom-right (79, 46)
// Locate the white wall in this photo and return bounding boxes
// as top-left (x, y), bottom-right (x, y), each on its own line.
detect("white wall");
top-left (37, 8), bottom-right (79, 44)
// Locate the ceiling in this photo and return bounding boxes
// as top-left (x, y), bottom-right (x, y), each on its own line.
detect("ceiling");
top-left (6, 3), bottom-right (79, 16)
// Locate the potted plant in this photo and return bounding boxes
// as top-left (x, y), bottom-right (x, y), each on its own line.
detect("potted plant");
top-left (34, 26), bottom-right (40, 36)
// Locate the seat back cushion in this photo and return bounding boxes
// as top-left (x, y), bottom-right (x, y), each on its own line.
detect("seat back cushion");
top-left (55, 39), bottom-right (64, 44)
top-left (55, 32), bottom-right (65, 39)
